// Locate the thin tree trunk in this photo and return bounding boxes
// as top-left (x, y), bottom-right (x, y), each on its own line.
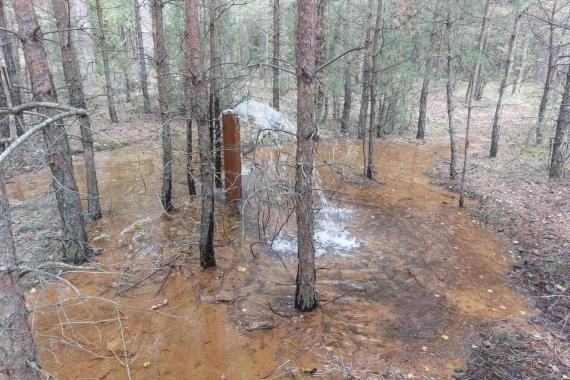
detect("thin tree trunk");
top-left (0, 174), bottom-right (40, 379)
top-left (53, 0), bottom-right (102, 221)
top-left (340, 0), bottom-right (352, 134)
top-left (0, 0), bottom-right (24, 136)
top-left (71, 0), bottom-right (96, 89)
top-left (94, 0), bottom-right (118, 123)
top-left (357, 0), bottom-right (374, 139)
top-left (489, 10), bottom-right (522, 158)
top-left (473, 25), bottom-right (491, 101)
top-left (118, 25), bottom-right (131, 103)
top-left (151, 0), bottom-right (173, 212)
top-left (186, 0), bottom-right (215, 267)
top-left (465, 0), bottom-right (492, 103)
top-left (134, 0), bottom-right (151, 113)
top-left (366, 0), bottom-right (383, 180)
top-left (0, 73), bottom-right (9, 153)
top-left (549, 67), bottom-right (570, 179)
top-left (445, 0), bottom-right (458, 179)
top-left (272, 0), bottom-right (280, 110)
top-left (536, 0), bottom-right (558, 145)
top-left (14, 0), bottom-right (91, 264)
top-left (512, 35), bottom-right (528, 95)
top-left (416, 0), bottom-right (440, 140)
top-left (209, 0), bottom-right (222, 189)
top-left (295, 0), bottom-right (317, 312)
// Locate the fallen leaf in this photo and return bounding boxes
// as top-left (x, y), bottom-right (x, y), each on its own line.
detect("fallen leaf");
top-left (151, 299), bottom-right (168, 310)
top-left (237, 266), bottom-right (247, 273)
top-left (143, 362), bottom-right (151, 368)
top-left (421, 346), bottom-right (428, 352)
top-left (441, 335), bottom-right (449, 340)
top-left (555, 284), bottom-right (566, 292)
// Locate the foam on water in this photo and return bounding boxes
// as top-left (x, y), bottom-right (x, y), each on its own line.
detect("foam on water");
top-left (233, 99), bottom-right (359, 257)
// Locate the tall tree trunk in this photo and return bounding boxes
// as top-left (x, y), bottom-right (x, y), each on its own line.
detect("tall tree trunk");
top-left (445, 0), bottom-right (458, 179)
top-left (489, 10), bottom-right (522, 158)
top-left (133, 0), bottom-right (151, 113)
top-left (151, 0), bottom-right (173, 212)
top-left (512, 34), bottom-right (528, 95)
top-left (295, 0), bottom-right (317, 312)
top-left (357, 0), bottom-right (374, 139)
top-left (340, 0), bottom-right (352, 134)
top-left (14, 0), bottom-right (91, 264)
top-left (314, 0), bottom-right (328, 123)
top-left (94, 0), bottom-right (118, 123)
top-left (71, 0), bottom-right (96, 89)
top-left (53, 0), bottom-right (102, 221)
top-left (184, 34), bottom-right (196, 196)
top-left (465, 0), bottom-right (492, 103)
top-left (536, 0), bottom-right (558, 145)
top-left (0, 174), bottom-right (40, 379)
top-left (209, 0), bottom-right (222, 189)
top-left (118, 25), bottom-right (132, 103)
top-left (0, 0), bottom-right (24, 136)
top-left (366, 0), bottom-right (383, 180)
top-left (186, 0), bottom-right (215, 268)
top-left (0, 74), bottom-right (9, 153)
top-left (272, 0), bottom-right (280, 110)
top-left (473, 24), bottom-right (491, 101)
top-left (415, 0), bottom-right (440, 140)
top-left (549, 67), bottom-right (570, 180)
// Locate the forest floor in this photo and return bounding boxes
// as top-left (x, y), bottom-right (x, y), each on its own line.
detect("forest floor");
top-left (4, 80), bottom-right (569, 379)
top-left (423, 83), bottom-right (570, 379)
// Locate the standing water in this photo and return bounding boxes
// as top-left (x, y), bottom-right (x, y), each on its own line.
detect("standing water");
top-left (6, 115), bottom-right (532, 379)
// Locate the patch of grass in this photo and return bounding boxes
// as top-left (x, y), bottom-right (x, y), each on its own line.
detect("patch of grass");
top-left (463, 323), bottom-right (569, 380)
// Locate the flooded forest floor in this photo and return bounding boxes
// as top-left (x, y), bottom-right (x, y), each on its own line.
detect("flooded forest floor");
top-left (4, 83), bottom-right (570, 379)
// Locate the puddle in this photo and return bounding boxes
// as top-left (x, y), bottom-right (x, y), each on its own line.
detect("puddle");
top-left (8, 139), bottom-right (531, 379)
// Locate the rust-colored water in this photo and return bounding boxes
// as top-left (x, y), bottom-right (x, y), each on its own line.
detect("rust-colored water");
top-left (9, 140), bottom-right (531, 379)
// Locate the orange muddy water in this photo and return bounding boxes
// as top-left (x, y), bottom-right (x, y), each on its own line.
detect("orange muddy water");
top-left (8, 140), bottom-right (531, 379)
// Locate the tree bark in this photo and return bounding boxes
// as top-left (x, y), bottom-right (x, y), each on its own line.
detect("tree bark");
top-left (549, 67), bottom-right (570, 179)
top-left (295, 0), bottom-right (317, 312)
top-left (151, 0), bottom-right (173, 212)
top-left (536, 0), bottom-right (558, 145)
top-left (0, 73), bottom-right (9, 153)
top-left (94, 0), bottom-right (118, 123)
top-left (465, 0), bottom-right (492, 103)
top-left (415, 0), bottom-right (440, 140)
top-left (52, 0), bottom-right (102, 221)
top-left (186, 0), bottom-right (215, 268)
top-left (209, 0), bottom-right (222, 189)
top-left (0, 0), bottom-right (24, 136)
top-left (340, 0), bottom-right (352, 134)
top-left (133, 0), bottom-right (151, 113)
top-left (357, 0), bottom-right (374, 139)
top-left (366, 0), bottom-right (383, 180)
top-left (0, 174), bottom-right (40, 379)
top-left (489, 10), bottom-right (522, 158)
top-left (272, 0), bottom-right (280, 110)
top-left (14, 0), bottom-right (92, 264)
top-left (445, 0), bottom-right (458, 179)
top-left (314, 0), bottom-right (328, 123)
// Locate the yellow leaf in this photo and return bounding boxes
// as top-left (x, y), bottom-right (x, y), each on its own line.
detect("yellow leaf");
top-left (237, 266), bottom-right (247, 273)
top-left (441, 335), bottom-right (449, 340)
top-left (143, 362), bottom-right (151, 368)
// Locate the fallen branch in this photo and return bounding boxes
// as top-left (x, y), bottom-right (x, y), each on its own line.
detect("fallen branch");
top-left (0, 109), bottom-right (88, 165)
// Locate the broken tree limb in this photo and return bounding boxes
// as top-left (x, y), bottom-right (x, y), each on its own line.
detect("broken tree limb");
top-left (0, 109), bottom-right (87, 165)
